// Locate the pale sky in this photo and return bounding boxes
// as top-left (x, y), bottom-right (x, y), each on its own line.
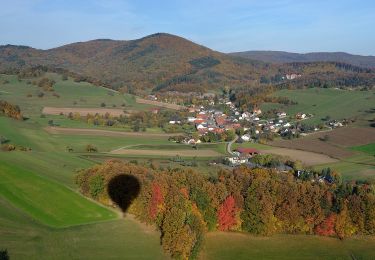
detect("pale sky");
top-left (0, 0), bottom-right (374, 55)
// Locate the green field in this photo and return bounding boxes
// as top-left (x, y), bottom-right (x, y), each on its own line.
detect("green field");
top-left (0, 198), bottom-right (166, 260)
top-left (202, 232), bottom-right (375, 259)
top-left (351, 143), bottom-right (375, 156)
top-left (0, 161), bottom-right (116, 227)
top-left (0, 73), bottom-right (152, 117)
top-left (261, 88), bottom-right (375, 125)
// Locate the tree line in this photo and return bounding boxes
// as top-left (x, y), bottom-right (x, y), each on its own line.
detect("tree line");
top-left (76, 160), bottom-right (375, 259)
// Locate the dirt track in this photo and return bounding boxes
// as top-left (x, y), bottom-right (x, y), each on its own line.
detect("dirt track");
top-left (45, 127), bottom-right (179, 138)
top-left (110, 148), bottom-right (221, 157)
top-left (261, 148), bottom-right (339, 166)
top-left (42, 107), bottom-right (126, 117)
top-left (136, 98), bottom-right (186, 110)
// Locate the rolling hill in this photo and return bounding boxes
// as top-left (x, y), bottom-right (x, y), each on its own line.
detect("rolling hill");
top-left (1, 33), bottom-right (375, 94)
top-left (230, 51), bottom-right (375, 68)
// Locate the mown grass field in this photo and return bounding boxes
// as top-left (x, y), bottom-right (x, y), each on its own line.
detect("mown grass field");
top-left (0, 198), bottom-right (166, 260)
top-left (261, 88), bottom-right (375, 125)
top-left (202, 232), bottom-right (375, 259)
top-left (0, 161), bottom-right (116, 227)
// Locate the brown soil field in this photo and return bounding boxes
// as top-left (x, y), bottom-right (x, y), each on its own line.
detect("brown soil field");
top-left (261, 148), bottom-right (339, 166)
top-left (42, 107), bottom-right (126, 117)
top-left (45, 127), bottom-right (180, 138)
top-left (270, 127), bottom-right (375, 159)
top-left (110, 148), bottom-right (221, 157)
top-left (136, 98), bottom-right (186, 110)
top-left (310, 127), bottom-right (375, 147)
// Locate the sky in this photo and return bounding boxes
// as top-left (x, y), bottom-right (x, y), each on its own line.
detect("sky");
top-left (0, 0), bottom-right (374, 55)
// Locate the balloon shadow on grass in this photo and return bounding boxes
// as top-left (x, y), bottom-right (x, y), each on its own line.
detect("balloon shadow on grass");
top-left (107, 174), bottom-right (140, 213)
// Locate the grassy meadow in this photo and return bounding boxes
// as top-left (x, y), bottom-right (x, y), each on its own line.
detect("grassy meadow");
top-left (261, 88), bottom-right (375, 125)
top-left (202, 232), bottom-right (375, 259)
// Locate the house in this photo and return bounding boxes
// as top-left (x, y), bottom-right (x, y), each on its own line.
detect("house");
top-left (187, 117), bottom-right (196, 122)
top-left (151, 108), bottom-right (160, 114)
top-left (296, 113), bottom-right (306, 120)
top-left (196, 124), bottom-right (206, 130)
top-left (241, 134), bottom-right (251, 142)
top-left (236, 148), bottom-right (260, 156)
top-left (277, 112), bottom-right (287, 118)
top-left (253, 108), bottom-right (262, 115)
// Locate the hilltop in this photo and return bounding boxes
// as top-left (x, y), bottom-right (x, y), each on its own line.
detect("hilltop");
top-left (230, 50), bottom-right (375, 68)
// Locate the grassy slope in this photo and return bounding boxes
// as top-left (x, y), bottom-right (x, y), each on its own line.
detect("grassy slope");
top-left (261, 88), bottom-right (375, 125)
top-left (0, 160), bottom-right (116, 227)
top-left (0, 74), bottom-right (152, 118)
top-left (202, 232), bottom-right (375, 260)
top-left (0, 198), bottom-right (166, 260)
top-left (314, 153), bottom-right (375, 181)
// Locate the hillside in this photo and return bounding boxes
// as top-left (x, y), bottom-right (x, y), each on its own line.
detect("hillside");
top-left (230, 51), bottom-right (375, 68)
top-left (1, 33), bottom-right (375, 94)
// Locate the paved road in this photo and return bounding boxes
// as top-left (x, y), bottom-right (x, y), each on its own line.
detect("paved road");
top-left (226, 135), bottom-right (239, 155)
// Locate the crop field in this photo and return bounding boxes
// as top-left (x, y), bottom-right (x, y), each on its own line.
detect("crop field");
top-left (261, 147), bottom-right (338, 166)
top-left (270, 127), bottom-right (375, 159)
top-left (202, 232), bottom-right (375, 260)
top-left (111, 148), bottom-right (222, 157)
top-left (42, 106), bottom-right (127, 116)
top-left (261, 88), bottom-right (375, 125)
top-left (45, 126), bottom-right (179, 138)
top-left (136, 97), bottom-right (186, 110)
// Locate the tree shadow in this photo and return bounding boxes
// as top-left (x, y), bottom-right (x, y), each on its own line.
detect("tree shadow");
top-left (107, 174), bottom-right (141, 213)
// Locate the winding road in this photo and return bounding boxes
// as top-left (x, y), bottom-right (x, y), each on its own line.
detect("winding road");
top-left (226, 135), bottom-right (239, 155)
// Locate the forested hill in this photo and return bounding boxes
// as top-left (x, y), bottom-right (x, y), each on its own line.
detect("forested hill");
top-left (1, 33), bottom-right (375, 94)
top-left (0, 33), bottom-right (271, 94)
top-left (230, 51), bottom-right (375, 69)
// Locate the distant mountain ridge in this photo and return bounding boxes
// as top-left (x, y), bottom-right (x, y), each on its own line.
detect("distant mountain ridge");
top-left (229, 51), bottom-right (375, 68)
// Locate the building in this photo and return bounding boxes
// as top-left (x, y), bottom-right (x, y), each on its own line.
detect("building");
top-left (235, 148), bottom-right (260, 157)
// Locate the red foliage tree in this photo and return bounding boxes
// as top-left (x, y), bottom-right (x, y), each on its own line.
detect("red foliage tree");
top-left (149, 182), bottom-right (164, 220)
top-left (217, 195), bottom-right (237, 231)
top-left (315, 214), bottom-right (337, 236)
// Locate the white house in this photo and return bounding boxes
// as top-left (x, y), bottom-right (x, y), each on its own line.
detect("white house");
top-left (241, 134), bottom-right (251, 142)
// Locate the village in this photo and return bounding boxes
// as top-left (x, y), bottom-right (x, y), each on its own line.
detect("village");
top-left (161, 93), bottom-right (349, 168)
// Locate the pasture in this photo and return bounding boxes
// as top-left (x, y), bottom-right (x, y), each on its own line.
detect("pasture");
top-left (201, 232), bottom-right (375, 259)
top-left (0, 160), bottom-right (117, 227)
top-left (261, 88), bottom-right (375, 125)
top-left (42, 106), bottom-right (127, 116)
top-left (111, 148), bottom-right (222, 157)
top-left (0, 198), bottom-right (166, 260)
top-left (0, 73), bottom-right (152, 117)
